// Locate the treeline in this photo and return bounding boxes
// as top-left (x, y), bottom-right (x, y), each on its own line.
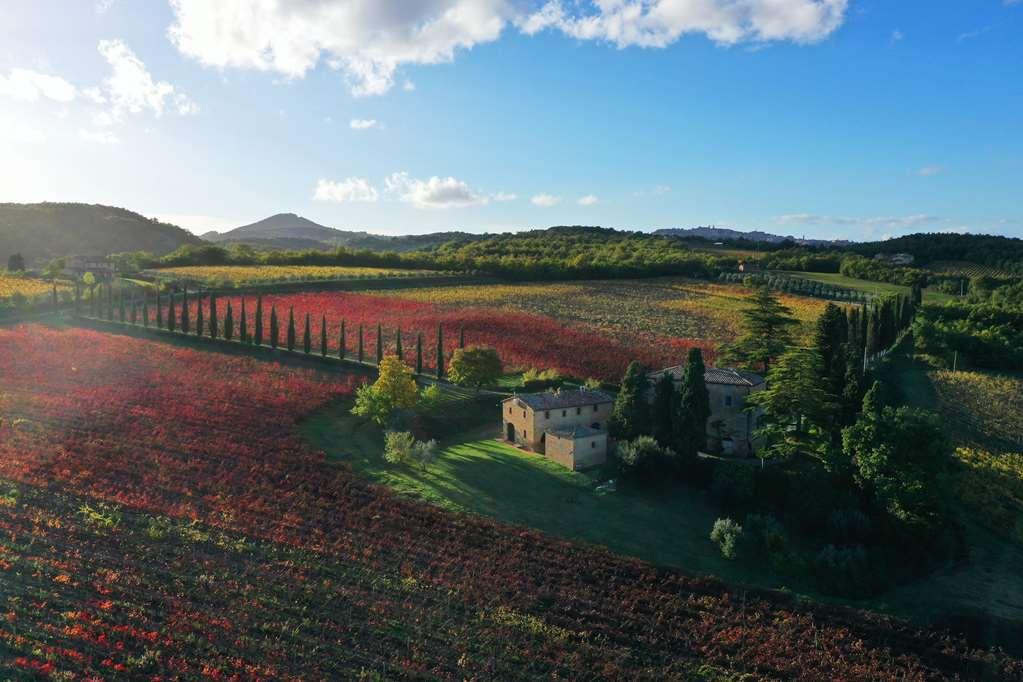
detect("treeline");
top-left (718, 271), bottom-right (870, 302)
top-left (848, 233), bottom-right (1023, 272)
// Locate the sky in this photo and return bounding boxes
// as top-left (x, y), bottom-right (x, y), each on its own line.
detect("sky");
top-left (0, 1), bottom-right (1020, 241)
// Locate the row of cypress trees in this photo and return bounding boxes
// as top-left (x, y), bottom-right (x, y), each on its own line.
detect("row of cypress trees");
top-left (79, 284), bottom-right (467, 378)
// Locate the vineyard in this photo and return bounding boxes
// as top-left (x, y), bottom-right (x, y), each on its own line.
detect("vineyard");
top-left (0, 273), bottom-right (67, 307)
top-left (146, 264), bottom-right (438, 286)
top-left (0, 325), bottom-right (1018, 679)
top-left (929, 261), bottom-right (1023, 279)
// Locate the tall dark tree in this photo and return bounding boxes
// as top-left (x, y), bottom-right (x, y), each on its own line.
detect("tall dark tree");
top-left (395, 328), bottom-right (403, 361)
top-left (747, 347), bottom-right (832, 460)
top-left (286, 307), bottom-right (296, 352)
top-left (608, 361), bottom-right (650, 440)
top-left (650, 370), bottom-right (675, 447)
top-left (674, 348), bottom-right (711, 459)
top-left (6, 253), bottom-right (25, 272)
top-left (167, 292), bottom-right (176, 332)
top-left (459, 326), bottom-right (465, 349)
top-left (339, 320), bottom-right (346, 359)
top-left (209, 294), bottom-right (218, 339)
top-left (269, 305), bottom-right (279, 349)
top-left (375, 323), bottom-right (384, 364)
top-left (195, 293), bottom-right (204, 337)
top-left (720, 286), bottom-right (798, 372)
top-left (155, 290), bottom-right (163, 328)
top-left (415, 332), bottom-right (423, 374)
top-left (129, 290), bottom-right (136, 325)
top-left (118, 288), bottom-right (125, 322)
top-left (357, 324), bottom-right (364, 362)
top-left (303, 313), bottom-right (312, 354)
top-left (240, 298), bottom-right (248, 343)
top-left (254, 295), bottom-right (264, 346)
top-left (224, 301), bottom-right (234, 341)
top-left (815, 303), bottom-right (849, 398)
top-left (320, 314), bottom-right (327, 357)
top-left (181, 288), bottom-right (190, 335)
top-left (436, 325), bottom-right (445, 379)
top-left (105, 283), bottom-right (113, 321)
top-left (142, 295), bottom-right (149, 328)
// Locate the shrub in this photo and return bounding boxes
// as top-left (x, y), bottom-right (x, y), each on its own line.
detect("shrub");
top-left (708, 462), bottom-right (755, 509)
top-left (522, 367), bottom-right (564, 391)
top-left (742, 513), bottom-right (788, 565)
top-left (813, 544), bottom-right (882, 598)
top-left (412, 439), bottom-right (439, 469)
top-left (383, 431), bottom-right (416, 465)
top-left (616, 436), bottom-right (676, 480)
top-left (418, 384), bottom-right (444, 413)
top-left (710, 518), bottom-right (742, 560)
top-left (828, 508), bottom-right (872, 545)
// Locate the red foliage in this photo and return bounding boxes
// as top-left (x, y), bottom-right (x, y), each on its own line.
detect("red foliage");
top-left (0, 325), bottom-right (1017, 679)
top-left (173, 291), bottom-right (715, 381)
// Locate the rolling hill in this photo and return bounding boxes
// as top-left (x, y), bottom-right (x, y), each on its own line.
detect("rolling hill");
top-left (0, 203), bottom-right (202, 266)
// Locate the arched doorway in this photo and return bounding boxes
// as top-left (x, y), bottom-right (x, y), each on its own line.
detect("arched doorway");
top-left (506, 423), bottom-right (515, 442)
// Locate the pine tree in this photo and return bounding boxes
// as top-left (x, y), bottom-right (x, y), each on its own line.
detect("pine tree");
top-left (436, 325), bottom-right (445, 379)
top-left (209, 294), bottom-right (218, 339)
top-left (224, 302), bottom-right (234, 341)
top-left (167, 292), bottom-right (176, 332)
top-left (303, 313), bottom-right (312, 354)
top-left (375, 323), bottom-right (384, 364)
top-left (339, 320), bottom-right (346, 359)
top-left (650, 370), bottom-right (675, 446)
top-left (415, 332), bottom-right (423, 374)
top-left (269, 306), bottom-right (279, 349)
top-left (674, 348), bottom-right (711, 459)
top-left (195, 293), bottom-right (204, 337)
top-left (254, 295), bottom-right (264, 346)
top-left (240, 299), bottom-right (248, 343)
top-left (320, 314), bottom-right (327, 357)
top-left (720, 286), bottom-right (798, 372)
top-left (287, 307), bottom-right (296, 352)
top-left (747, 348), bottom-right (832, 460)
top-left (395, 329), bottom-right (403, 361)
top-left (181, 288), bottom-right (190, 334)
top-left (357, 324), bottom-right (364, 362)
top-left (608, 361), bottom-right (650, 440)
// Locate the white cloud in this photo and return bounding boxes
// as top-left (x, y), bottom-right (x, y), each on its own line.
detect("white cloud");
top-left (168, 0), bottom-right (510, 97)
top-left (167, 0), bottom-right (847, 97)
top-left (95, 0), bottom-right (117, 14)
top-left (918, 165), bottom-right (943, 177)
top-left (0, 68), bottom-right (76, 103)
top-left (531, 193), bottom-right (561, 207)
top-left (402, 80), bottom-right (416, 91)
top-left (492, 191), bottom-right (517, 202)
top-left (521, 0), bottom-right (849, 48)
top-left (78, 129), bottom-right (121, 145)
top-left (314, 177), bottom-right (379, 203)
top-left (350, 118), bottom-right (382, 130)
top-left (577, 194), bottom-right (599, 206)
top-left (98, 39), bottom-right (199, 121)
top-left (890, 29), bottom-right (903, 43)
top-left (635, 184), bottom-right (672, 196)
top-left (385, 172), bottom-right (488, 209)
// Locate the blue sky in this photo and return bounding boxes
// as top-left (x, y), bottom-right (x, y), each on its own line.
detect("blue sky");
top-left (0, 1), bottom-right (1020, 240)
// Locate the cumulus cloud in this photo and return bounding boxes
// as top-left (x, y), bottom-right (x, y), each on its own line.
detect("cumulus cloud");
top-left (98, 39), bottom-right (199, 121)
top-left (918, 165), bottom-right (943, 177)
top-left (577, 194), bottom-right (599, 206)
top-left (385, 172), bottom-right (489, 209)
top-left (0, 68), bottom-right (76, 103)
top-left (314, 177), bottom-right (379, 203)
top-left (531, 193), bottom-right (562, 207)
top-left (78, 129), bottom-right (122, 145)
top-left (349, 118), bottom-right (382, 130)
top-left (166, 0), bottom-right (848, 96)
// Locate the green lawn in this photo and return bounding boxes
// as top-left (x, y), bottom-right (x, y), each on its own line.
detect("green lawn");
top-left (779, 271), bottom-right (954, 304)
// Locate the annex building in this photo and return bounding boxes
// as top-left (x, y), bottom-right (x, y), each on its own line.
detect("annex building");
top-left (502, 388), bottom-right (613, 470)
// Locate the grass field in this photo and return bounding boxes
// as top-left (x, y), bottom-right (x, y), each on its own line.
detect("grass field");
top-left (779, 271), bottom-right (954, 304)
top-left (146, 264), bottom-right (436, 285)
top-left (370, 277), bottom-right (832, 348)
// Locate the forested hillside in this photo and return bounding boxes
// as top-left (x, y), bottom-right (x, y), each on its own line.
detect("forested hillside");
top-left (0, 203), bottom-right (201, 265)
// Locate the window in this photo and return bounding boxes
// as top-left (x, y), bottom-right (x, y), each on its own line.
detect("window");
top-left (591, 441), bottom-right (596, 449)
top-left (576, 407), bottom-right (581, 415)
top-left (545, 411), bottom-right (550, 419)
top-left (508, 407), bottom-right (511, 414)
top-left (724, 395), bottom-right (733, 407)
top-left (562, 410), bottom-right (566, 417)
top-left (593, 405), bottom-right (598, 413)
top-left (523, 410), bottom-right (526, 418)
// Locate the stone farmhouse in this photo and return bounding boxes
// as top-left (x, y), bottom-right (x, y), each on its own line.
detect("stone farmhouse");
top-left (502, 388), bottom-right (613, 470)
top-left (647, 366), bottom-right (766, 456)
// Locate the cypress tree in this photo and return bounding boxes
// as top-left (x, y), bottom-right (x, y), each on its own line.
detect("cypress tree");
top-left (74, 281), bottom-right (81, 316)
top-left (240, 299), bottom-right (249, 343)
top-left (287, 307), bottom-right (296, 352)
top-left (156, 290), bottom-right (163, 328)
top-left (650, 370), bottom-right (675, 447)
top-left (814, 303), bottom-right (848, 400)
top-left (224, 302), bottom-right (234, 341)
top-left (254, 295), bottom-right (264, 346)
top-left (674, 348), bottom-right (711, 459)
top-left (209, 294), bottom-right (218, 339)
top-left (303, 313), bottom-right (311, 354)
top-left (459, 326), bottom-right (465, 349)
top-left (436, 325), bottom-right (445, 379)
top-left (269, 306), bottom-right (279, 349)
top-left (375, 323), bottom-right (383, 364)
top-left (196, 292), bottom-right (204, 337)
top-left (609, 361), bottom-right (650, 440)
top-left (415, 332), bottom-right (423, 374)
top-left (320, 315), bottom-right (327, 357)
top-left (181, 288), bottom-right (190, 334)
top-left (167, 292), bottom-right (176, 332)
top-left (357, 324), bottom-right (364, 362)
top-left (129, 290), bottom-right (137, 325)
top-left (142, 295), bottom-right (149, 328)
top-left (339, 320), bottom-right (346, 359)
top-left (51, 282), bottom-right (57, 310)
top-left (106, 283), bottom-right (113, 320)
top-left (118, 288), bottom-right (125, 322)
top-left (395, 329), bottom-right (403, 361)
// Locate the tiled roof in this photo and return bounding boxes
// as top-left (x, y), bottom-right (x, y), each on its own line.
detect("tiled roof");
top-left (647, 365), bottom-right (765, 387)
top-left (547, 425), bottom-right (605, 439)
top-left (503, 388), bottom-right (613, 411)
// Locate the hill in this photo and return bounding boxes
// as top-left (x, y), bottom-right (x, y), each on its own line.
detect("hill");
top-left (0, 203), bottom-right (201, 265)
top-left (206, 212), bottom-right (476, 253)
top-left (655, 225), bottom-right (850, 247)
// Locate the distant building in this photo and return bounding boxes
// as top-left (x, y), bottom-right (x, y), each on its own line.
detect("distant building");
top-left (647, 366), bottom-right (766, 456)
top-left (502, 388), bottom-right (613, 470)
top-left (737, 259), bottom-right (761, 273)
top-left (873, 252), bottom-right (914, 266)
top-left (64, 256), bottom-right (115, 283)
